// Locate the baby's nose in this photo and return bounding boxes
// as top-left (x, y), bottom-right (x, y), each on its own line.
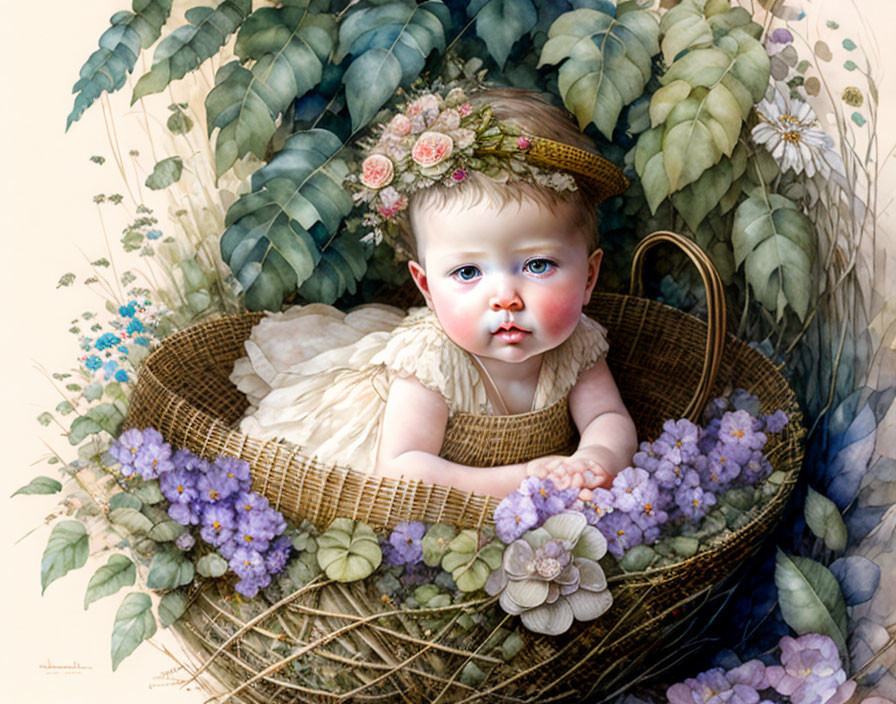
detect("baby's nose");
top-left (489, 280), bottom-right (523, 311)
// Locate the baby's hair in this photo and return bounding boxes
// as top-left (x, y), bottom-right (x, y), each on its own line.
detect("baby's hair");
top-left (401, 87), bottom-right (602, 261)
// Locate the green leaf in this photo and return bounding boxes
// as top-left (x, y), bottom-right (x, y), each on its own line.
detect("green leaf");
top-left (671, 142), bottom-right (746, 231)
top-left (206, 5), bottom-right (337, 175)
top-left (145, 157), bottom-right (183, 190)
top-left (37, 412), bottom-right (54, 427)
top-left (67, 0), bottom-right (173, 130)
top-left (84, 555), bottom-right (137, 609)
top-left (659, 0), bottom-right (713, 64)
top-left (196, 553), bottom-right (229, 578)
top-left (539, 5), bottom-right (659, 139)
top-left (69, 416), bottom-right (102, 445)
top-left (41, 521), bottom-right (89, 594)
top-left (84, 382), bottom-right (104, 402)
top-left (134, 480), bottom-right (165, 505)
top-left (468, 0), bottom-right (537, 69)
top-left (775, 549), bottom-right (849, 663)
top-left (158, 591), bottom-right (187, 628)
top-left (732, 193), bottom-right (815, 321)
top-left (147, 549), bottom-right (195, 590)
top-left (166, 110), bottom-right (194, 134)
top-left (109, 493), bottom-right (143, 511)
top-left (633, 127), bottom-right (670, 213)
top-left (133, 0), bottom-right (251, 101)
top-left (148, 520), bottom-right (186, 542)
top-left (86, 403), bottom-right (126, 436)
top-left (338, 1), bottom-right (447, 129)
top-left (111, 593), bottom-right (157, 671)
top-left (805, 487), bottom-right (848, 551)
top-left (109, 507), bottom-right (155, 535)
top-left (221, 129), bottom-right (364, 310)
top-left (12, 476), bottom-right (62, 497)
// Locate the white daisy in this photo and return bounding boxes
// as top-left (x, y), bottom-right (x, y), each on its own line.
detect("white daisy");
top-left (752, 90), bottom-right (845, 179)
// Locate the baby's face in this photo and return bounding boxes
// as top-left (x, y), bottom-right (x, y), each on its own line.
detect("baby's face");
top-left (408, 196), bottom-right (601, 366)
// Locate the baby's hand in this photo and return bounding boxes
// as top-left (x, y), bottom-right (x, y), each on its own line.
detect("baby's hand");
top-left (525, 455), bottom-right (609, 499)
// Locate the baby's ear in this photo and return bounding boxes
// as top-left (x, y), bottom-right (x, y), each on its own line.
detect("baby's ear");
top-left (584, 249), bottom-right (603, 304)
top-left (408, 261), bottom-right (435, 308)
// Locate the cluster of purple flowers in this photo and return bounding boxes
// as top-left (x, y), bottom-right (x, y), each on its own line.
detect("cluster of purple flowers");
top-left (667, 633), bottom-right (855, 704)
top-left (580, 397), bottom-right (788, 556)
top-left (109, 428), bottom-right (291, 597)
top-left (492, 476), bottom-right (580, 543)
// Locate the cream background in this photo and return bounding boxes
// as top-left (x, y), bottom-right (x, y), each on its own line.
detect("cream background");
top-left (0, 1), bottom-right (893, 703)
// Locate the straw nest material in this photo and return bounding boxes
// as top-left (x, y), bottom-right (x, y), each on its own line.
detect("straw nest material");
top-left (124, 232), bottom-right (804, 703)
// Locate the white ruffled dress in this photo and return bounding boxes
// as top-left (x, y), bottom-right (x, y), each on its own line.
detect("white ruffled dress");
top-left (230, 304), bottom-right (609, 473)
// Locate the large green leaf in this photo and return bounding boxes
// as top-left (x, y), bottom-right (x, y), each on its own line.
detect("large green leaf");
top-left (539, 3), bottom-right (659, 139)
top-left (145, 156), bottom-right (183, 190)
top-left (67, 0), bottom-right (173, 130)
top-left (671, 141), bottom-right (746, 231)
top-left (111, 593), bottom-right (157, 671)
top-left (132, 0), bottom-right (252, 101)
top-left (775, 550), bottom-right (849, 663)
top-left (468, 0), bottom-right (537, 69)
top-left (158, 591), bottom-right (187, 628)
top-left (221, 129), bottom-right (364, 310)
top-left (732, 193), bottom-right (815, 321)
top-left (146, 549), bottom-right (195, 590)
top-left (206, 3), bottom-right (336, 175)
top-left (41, 520), bottom-right (89, 594)
top-left (338, 1), bottom-right (449, 130)
top-left (84, 555), bottom-right (137, 609)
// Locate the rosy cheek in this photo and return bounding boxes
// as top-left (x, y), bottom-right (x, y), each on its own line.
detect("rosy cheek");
top-left (533, 286), bottom-right (583, 338)
top-left (430, 292), bottom-right (480, 346)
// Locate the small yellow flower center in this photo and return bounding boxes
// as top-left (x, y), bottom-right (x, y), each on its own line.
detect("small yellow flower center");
top-left (244, 535), bottom-right (253, 543)
top-left (783, 130), bottom-right (802, 143)
top-left (209, 490), bottom-right (220, 500)
top-left (177, 485), bottom-right (184, 494)
top-left (734, 430), bottom-right (744, 438)
top-left (676, 440), bottom-right (682, 447)
top-left (212, 521), bottom-right (221, 531)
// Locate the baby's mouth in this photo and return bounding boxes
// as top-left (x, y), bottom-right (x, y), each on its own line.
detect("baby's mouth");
top-left (492, 321), bottom-right (531, 342)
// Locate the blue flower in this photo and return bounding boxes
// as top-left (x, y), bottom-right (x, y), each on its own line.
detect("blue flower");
top-left (114, 369), bottom-right (129, 383)
top-left (95, 332), bottom-right (120, 350)
top-left (117, 345), bottom-right (129, 354)
top-left (84, 355), bottom-right (102, 371)
top-left (134, 336), bottom-right (150, 347)
top-left (118, 302), bottom-right (137, 318)
top-left (146, 229), bottom-right (163, 240)
top-left (127, 319), bottom-right (145, 334)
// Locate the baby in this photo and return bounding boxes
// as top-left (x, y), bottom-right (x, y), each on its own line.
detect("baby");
top-left (231, 86), bottom-right (637, 499)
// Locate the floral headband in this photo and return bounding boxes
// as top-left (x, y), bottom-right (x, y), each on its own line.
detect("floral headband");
top-left (351, 85), bottom-right (629, 254)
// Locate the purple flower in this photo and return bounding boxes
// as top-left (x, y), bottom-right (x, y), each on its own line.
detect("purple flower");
top-left (770, 27), bottom-right (794, 45)
top-left (675, 485), bottom-right (717, 521)
top-left (610, 467), bottom-right (652, 512)
top-left (175, 532), bottom-right (196, 551)
top-left (109, 428), bottom-right (145, 473)
top-left (387, 521), bottom-right (426, 566)
top-left (230, 546), bottom-right (272, 597)
top-left (720, 411), bottom-right (767, 452)
top-left (699, 418), bottom-right (721, 454)
top-left (200, 504), bottom-right (237, 546)
top-left (233, 490), bottom-right (270, 517)
top-left (596, 511), bottom-right (643, 557)
top-left (706, 443), bottom-right (746, 485)
top-left (763, 410), bottom-right (789, 434)
top-left (172, 448), bottom-right (208, 473)
top-left (766, 634), bottom-right (852, 704)
top-left (656, 461), bottom-right (700, 490)
top-left (494, 491), bottom-right (538, 543)
top-left (575, 487), bottom-right (615, 525)
top-left (264, 535), bottom-right (292, 575)
top-left (159, 467), bottom-right (199, 504)
top-left (741, 450), bottom-right (773, 484)
top-left (520, 477), bottom-right (578, 521)
top-left (235, 506), bottom-right (286, 552)
top-left (668, 667), bottom-right (762, 704)
top-left (168, 500), bottom-right (203, 526)
top-left (703, 396), bottom-right (730, 424)
top-left (632, 441), bottom-right (661, 472)
top-left (197, 467), bottom-right (240, 504)
top-left (655, 419), bottom-right (701, 466)
top-left (133, 439), bottom-right (174, 479)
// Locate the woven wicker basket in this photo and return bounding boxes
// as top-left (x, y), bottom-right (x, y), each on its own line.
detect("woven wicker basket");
top-left (124, 232), bottom-right (804, 703)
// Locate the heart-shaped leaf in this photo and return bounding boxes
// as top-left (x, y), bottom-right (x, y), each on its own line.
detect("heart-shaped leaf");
top-left (41, 520), bottom-right (89, 594)
top-left (158, 591), bottom-right (187, 628)
top-left (85, 554), bottom-right (136, 609)
top-left (468, 0), bottom-right (537, 69)
top-left (804, 487), bottom-right (848, 551)
top-left (111, 593), bottom-right (157, 671)
top-left (11, 476), bottom-right (62, 497)
top-left (146, 549), bottom-right (195, 590)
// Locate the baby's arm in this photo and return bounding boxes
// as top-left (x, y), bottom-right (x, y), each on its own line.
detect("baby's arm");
top-left (528, 358), bottom-right (638, 490)
top-left (374, 375), bottom-right (528, 497)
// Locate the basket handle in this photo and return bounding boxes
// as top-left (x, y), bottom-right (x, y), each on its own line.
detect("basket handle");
top-left (628, 230), bottom-right (727, 422)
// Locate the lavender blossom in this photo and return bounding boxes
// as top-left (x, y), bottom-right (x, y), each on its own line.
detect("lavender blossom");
top-left (632, 441), bottom-right (661, 472)
top-left (654, 419), bottom-right (701, 466)
top-left (520, 477), bottom-right (578, 521)
top-left (175, 532), bottom-right (196, 551)
top-left (168, 500), bottom-right (203, 526)
top-left (574, 487), bottom-right (615, 525)
top-left (719, 410), bottom-right (767, 452)
top-left (675, 484), bottom-right (717, 521)
top-left (200, 504), bottom-right (237, 546)
top-left (109, 428), bottom-right (145, 474)
top-left (610, 467), bottom-right (653, 513)
top-left (763, 410), bottom-right (789, 434)
top-left (766, 634), bottom-right (854, 704)
top-left (264, 535), bottom-right (292, 574)
top-left (159, 467), bottom-right (199, 505)
top-left (667, 666), bottom-right (763, 704)
top-left (133, 439), bottom-right (174, 479)
top-left (596, 511), bottom-right (643, 557)
top-left (494, 491), bottom-right (539, 543)
top-left (387, 521), bottom-right (426, 566)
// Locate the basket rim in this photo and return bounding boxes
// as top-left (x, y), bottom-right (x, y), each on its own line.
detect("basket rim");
top-left (130, 294), bottom-right (805, 582)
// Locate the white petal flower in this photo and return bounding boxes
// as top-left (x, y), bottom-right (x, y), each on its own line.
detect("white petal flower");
top-left (752, 89), bottom-right (844, 180)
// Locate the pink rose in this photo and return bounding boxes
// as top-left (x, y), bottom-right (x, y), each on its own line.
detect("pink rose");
top-left (377, 187), bottom-right (407, 218)
top-left (386, 114), bottom-right (412, 137)
top-left (517, 136), bottom-right (531, 150)
top-left (411, 131), bottom-right (454, 167)
top-left (360, 154), bottom-right (394, 189)
top-left (459, 102), bottom-right (472, 116)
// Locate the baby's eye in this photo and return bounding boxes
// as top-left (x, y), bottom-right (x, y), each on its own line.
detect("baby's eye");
top-left (451, 265), bottom-right (481, 282)
top-left (524, 258), bottom-right (556, 275)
